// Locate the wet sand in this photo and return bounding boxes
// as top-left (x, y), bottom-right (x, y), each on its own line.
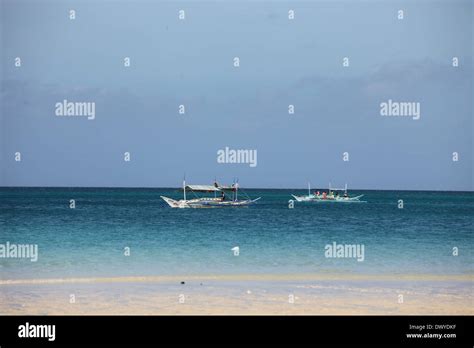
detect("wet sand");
top-left (0, 274), bottom-right (472, 315)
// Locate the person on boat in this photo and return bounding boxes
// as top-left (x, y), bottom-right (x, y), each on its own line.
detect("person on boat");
top-left (221, 191), bottom-right (226, 201)
top-left (343, 192), bottom-right (348, 198)
top-left (336, 192), bottom-right (340, 198)
top-left (315, 191), bottom-right (320, 197)
top-left (322, 192), bottom-right (327, 199)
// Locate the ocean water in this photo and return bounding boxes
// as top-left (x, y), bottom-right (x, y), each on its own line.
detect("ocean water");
top-left (0, 188), bottom-right (472, 280)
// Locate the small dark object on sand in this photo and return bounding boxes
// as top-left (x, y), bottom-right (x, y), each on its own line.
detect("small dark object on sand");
top-left (181, 281), bottom-right (185, 285)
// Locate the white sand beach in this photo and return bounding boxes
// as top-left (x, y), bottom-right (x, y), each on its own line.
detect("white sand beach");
top-left (1, 274), bottom-right (472, 315)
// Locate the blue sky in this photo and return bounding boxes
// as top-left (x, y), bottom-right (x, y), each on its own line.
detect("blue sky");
top-left (1, 0), bottom-right (472, 190)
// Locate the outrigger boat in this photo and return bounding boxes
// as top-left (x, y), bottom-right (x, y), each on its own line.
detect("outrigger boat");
top-left (161, 179), bottom-right (261, 208)
top-left (291, 183), bottom-right (365, 203)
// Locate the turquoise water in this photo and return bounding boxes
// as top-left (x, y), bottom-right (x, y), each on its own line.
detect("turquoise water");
top-left (0, 188), bottom-right (472, 279)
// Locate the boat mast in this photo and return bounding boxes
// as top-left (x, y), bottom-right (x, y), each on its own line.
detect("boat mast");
top-left (235, 178), bottom-right (238, 201)
top-left (308, 182), bottom-right (310, 196)
top-left (183, 176), bottom-right (186, 201)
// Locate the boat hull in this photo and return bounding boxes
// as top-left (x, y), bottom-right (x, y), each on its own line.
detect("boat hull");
top-left (291, 194), bottom-right (365, 203)
top-left (161, 196), bottom-right (261, 208)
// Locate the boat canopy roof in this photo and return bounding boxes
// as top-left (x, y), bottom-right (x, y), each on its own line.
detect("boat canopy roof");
top-left (185, 185), bottom-right (220, 192)
top-left (217, 185), bottom-right (236, 191)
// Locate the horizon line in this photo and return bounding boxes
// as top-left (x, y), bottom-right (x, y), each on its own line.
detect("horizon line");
top-left (0, 185), bottom-right (473, 193)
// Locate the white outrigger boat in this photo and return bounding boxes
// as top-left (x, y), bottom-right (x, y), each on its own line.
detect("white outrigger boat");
top-left (161, 179), bottom-right (261, 208)
top-left (291, 183), bottom-right (365, 203)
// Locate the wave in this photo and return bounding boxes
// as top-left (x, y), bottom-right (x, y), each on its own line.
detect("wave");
top-left (1, 273), bottom-right (472, 285)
